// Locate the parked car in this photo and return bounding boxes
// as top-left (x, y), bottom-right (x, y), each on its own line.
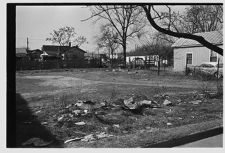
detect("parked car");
top-left (188, 62), bottom-right (223, 78)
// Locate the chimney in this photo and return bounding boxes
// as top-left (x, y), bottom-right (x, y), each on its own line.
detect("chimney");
top-left (69, 42), bottom-right (71, 47)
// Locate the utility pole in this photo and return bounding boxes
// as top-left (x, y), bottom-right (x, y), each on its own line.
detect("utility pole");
top-left (26, 37), bottom-right (29, 51)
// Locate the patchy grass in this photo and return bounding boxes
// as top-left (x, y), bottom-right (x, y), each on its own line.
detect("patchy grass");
top-left (16, 69), bottom-right (223, 147)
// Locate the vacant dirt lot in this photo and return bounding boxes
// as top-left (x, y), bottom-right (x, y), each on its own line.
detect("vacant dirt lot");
top-left (16, 68), bottom-right (223, 147)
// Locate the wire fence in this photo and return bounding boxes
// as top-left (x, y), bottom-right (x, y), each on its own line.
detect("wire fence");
top-left (16, 59), bottom-right (100, 71)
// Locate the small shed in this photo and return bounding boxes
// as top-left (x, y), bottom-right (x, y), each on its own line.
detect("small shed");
top-left (172, 31), bottom-right (223, 72)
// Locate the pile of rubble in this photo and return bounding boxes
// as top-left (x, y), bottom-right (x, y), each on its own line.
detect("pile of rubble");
top-left (26, 91), bottom-right (216, 146)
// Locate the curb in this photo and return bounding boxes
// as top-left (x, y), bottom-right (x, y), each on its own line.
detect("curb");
top-left (145, 126), bottom-right (223, 148)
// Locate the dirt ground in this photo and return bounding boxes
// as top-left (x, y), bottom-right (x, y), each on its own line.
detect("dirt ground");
top-left (15, 68), bottom-right (223, 147)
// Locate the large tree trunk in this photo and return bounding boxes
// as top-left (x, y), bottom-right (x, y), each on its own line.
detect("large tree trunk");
top-left (123, 44), bottom-right (126, 68)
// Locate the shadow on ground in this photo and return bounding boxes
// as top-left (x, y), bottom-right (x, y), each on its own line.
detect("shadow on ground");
top-left (16, 93), bottom-right (63, 148)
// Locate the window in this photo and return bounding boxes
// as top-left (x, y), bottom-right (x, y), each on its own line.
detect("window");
top-left (186, 53), bottom-right (192, 64)
top-left (210, 50), bottom-right (217, 62)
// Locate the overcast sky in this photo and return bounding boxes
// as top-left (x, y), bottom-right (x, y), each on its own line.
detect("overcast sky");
top-left (16, 5), bottom-right (187, 53)
top-left (16, 6), bottom-right (104, 53)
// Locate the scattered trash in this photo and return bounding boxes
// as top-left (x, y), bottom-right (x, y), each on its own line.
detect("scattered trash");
top-left (65, 104), bottom-right (72, 109)
top-left (22, 137), bottom-right (53, 147)
top-left (64, 137), bottom-right (82, 144)
top-left (57, 116), bottom-right (64, 122)
top-left (41, 122), bottom-right (48, 125)
top-left (123, 97), bottom-right (136, 109)
top-left (96, 132), bottom-right (113, 139)
top-left (190, 100), bottom-right (202, 105)
top-left (81, 134), bottom-right (95, 142)
top-left (167, 123), bottom-right (172, 126)
top-left (75, 121), bottom-right (86, 126)
top-left (139, 100), bottom-right (152, 105)
top-left (35, 110), bottom-right (41, 114)
top-left (83, 110), bottom-right (88, 114)
top-left (72, 110), bottom-right (82, 115)
top-left (177, 99), bottom-right (182, 103)
top-left (113, 124), bottom-right (120, 128)
top-left (163, 99), bottom-right (173, 106)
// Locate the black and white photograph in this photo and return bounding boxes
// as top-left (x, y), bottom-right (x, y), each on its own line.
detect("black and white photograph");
top-left (5, 0), bottom-right (223, 149)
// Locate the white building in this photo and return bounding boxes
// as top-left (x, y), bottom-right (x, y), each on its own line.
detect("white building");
top-left (172, 31), bottom-right (223, 72)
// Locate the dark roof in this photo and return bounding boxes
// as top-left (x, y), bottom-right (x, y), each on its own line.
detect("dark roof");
top-left (16, 53), bottom-right (27, 57)
top-left (42, 45), bottom-right (86, 56)
top-left (16, 48), bottom-right (27, 54)
top-left (172, 30), bottom-right (223, 48)
top-left (66, 46), bottom-right (87, 53)
top-left (27, 49), bottom-right (43, 54)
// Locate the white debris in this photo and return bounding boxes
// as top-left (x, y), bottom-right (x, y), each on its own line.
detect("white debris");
top-left (96, 132), bottom-right (113, 139)
top-left (35, 110), bottom-right (41, 114)
top-left (163, 99), bottom-right (172, 106)
top-left (113, 124), bottom-right (120, 128)
top-left (41, 122), bottom-right (48, 125)
top-left (64, 137), bottom-right (82, 144)
top-left (139, 100), bottom-right (152, 105)
top-left (57, 116), bottom-right (64, 122)
top-left (190, 100), bottom-right (202, 105)
top-left (167, 123), bottom-right (172, 126)
top-left (81, 134), bottom-right (95, 142)
top-left (75, 121), bottom-right (86, 126)
top-left (65, 104), bottom-right (72, 109)
top-left (72, 110), bottom-right (82, 115)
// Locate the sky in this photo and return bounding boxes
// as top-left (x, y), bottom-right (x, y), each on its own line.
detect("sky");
top-left (16, 6), bottom-right (103, 53)
top-left (16, 5), bottom-right (187, 53)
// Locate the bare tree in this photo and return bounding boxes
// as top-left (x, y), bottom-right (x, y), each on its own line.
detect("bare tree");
top-left (141, 5), bottom-right (223, 55)
top-left (183, 5), bottom-right (223, 33)
top-left (97, 25), bottom-right (119, 67)
top-left (84, 5), bottom-right (146, 67)
top-left (46, 26), bottom-right (87, 47)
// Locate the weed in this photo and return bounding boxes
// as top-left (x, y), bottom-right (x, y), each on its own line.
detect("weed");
top-left (109, 85), bottom-right (118, 102)
top-left (154, 84), bottom-right (168, 96)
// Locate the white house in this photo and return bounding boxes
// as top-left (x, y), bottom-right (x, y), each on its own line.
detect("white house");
top-left (172, 30), bottom-right (223, 72)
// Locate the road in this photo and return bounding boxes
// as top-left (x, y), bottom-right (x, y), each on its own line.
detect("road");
top-left (177, 134), bottom-right (223, 147)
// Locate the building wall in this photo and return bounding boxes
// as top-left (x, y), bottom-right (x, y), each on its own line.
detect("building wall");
top-left (173, 45), bottom-right (223, 72)
top-left (64, 48), bottom-right (85, 60)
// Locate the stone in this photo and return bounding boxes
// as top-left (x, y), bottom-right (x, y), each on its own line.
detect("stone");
top-left (75, 121), bottom-right (86, 126)
top-left (163, 99), bottom-right (173, 106)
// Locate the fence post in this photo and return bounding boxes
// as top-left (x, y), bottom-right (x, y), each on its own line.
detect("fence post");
top-left (157, 59), bottom-right (160, 76)
top-left (217, 58), bottom-right (220, 79)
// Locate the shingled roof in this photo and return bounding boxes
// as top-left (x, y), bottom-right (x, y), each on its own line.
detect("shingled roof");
top-left (172, 30), bottom-right (223, 48)
top-left (42, 45), bottom-right (86, 56)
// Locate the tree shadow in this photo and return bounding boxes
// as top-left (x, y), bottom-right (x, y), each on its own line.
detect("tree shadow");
top-left (15, 93), bottom-right (64, 148)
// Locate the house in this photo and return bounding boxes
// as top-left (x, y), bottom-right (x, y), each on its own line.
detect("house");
top-left (27, 49), bottom-right (43, 61)
top-left (172, 30), bottom-right (223, 72)
top-left (41, 44), bottom-right (86, 61)
top-left (16, 48), bottom-right (29, 61)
